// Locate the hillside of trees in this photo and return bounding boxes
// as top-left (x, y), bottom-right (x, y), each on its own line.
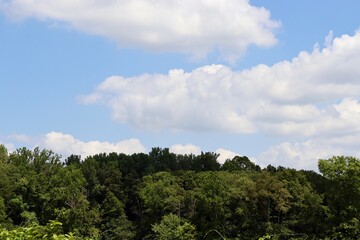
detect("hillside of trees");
top-left (0, 144), bottom-right (359, 239)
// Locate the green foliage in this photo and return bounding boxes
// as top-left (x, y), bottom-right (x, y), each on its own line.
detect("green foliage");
top-left (0, 221), bottom-right (81, 239)
top-left (152, 214), bottom-right (197, 240)
top-left (0, 145), bottom-right (8, 164)
top-left (258, 235), bottom-right (272, 240)
top-left (140, 172), bottom-right (186, 217)
top-left (0, 197), bottom-right (6, 225)
top-left (221, 156), bottom-right (261, 172)
top-left (318, 156), bottom-right (360, 233)
top-left (99, 191), bottom-right (135, 240)
top-left (0, 147), bottom-right (359, 239)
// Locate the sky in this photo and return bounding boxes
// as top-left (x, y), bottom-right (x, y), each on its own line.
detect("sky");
top-left (1, 0), bottom-right (360, 170)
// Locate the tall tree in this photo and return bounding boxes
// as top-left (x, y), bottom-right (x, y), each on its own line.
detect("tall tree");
top-left (318, 156), bottom-right (360, 238)
top-left (0, 144), bottom-right (8, 164)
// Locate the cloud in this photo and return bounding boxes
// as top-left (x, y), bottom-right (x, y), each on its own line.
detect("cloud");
top-left (7, 134), bottom-right (32, 143)
top-left (257, 132), bottom-right (360, 170)
top-left (324, 30), bottom-right (334, 48)
top-left (0, 0), bottom-right (279, 60)
top-left (82, 30), bottom-right (360, 139)
top-left (170, 144), bottom-right (201, 155)
top-left (215, 148), bottom-right (239, 164)
top-left (81, 66), bottom-right (257, 133)
top-left (41, 131), bottom-right (146, 159)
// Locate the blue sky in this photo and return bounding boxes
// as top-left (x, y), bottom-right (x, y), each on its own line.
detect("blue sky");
top-left (1, 0), bottom-right (360, 170)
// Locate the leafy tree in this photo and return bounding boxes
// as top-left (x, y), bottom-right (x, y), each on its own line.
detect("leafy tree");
top-left (254, 171), bottom-right (292, 236)
top-left (276, 168), bottom-right (328, 237)
top-left (0, 197), bottom-right (6, 225)
top-left (191, 152), bottom-right (220, 172)
top-left (52, 166), bottom-right (100, 238)
top-left (138, 172), bottom-right (186, 237)
top-left (0, 144), bottom-right (8, 164)
top-left (191, 172), bottom-right (230, 236)
top-left (152, 214), bottom-right (197, 240)
top-left (221, 156), bottom-right (260, 172)
top-left (139, 172), bottom-right (186, 218)
top-left (149, 147), bottom-right (177, 172)
top-left (65, 155), bottom-right (81, 166)
top-left (318, 156), bottom-right (360, 238)
top-left (0, 220), bottom-right (81, 239)
top-left (99, 191), bottom-right (135, 240)
top-left (192, 171), bottom-right (257, 239)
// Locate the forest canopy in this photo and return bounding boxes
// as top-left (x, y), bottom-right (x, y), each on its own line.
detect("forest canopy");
top-left (0, 144), bottom-right (359, 239)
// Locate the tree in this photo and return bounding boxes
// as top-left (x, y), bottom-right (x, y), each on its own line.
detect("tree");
top-left (318, 156), bottom-right (360, 238)
top-left (139, 172), bottom-right (186, 218)
top-left (50, 165), bottom-right (100, 237)
top-left (65, 155), bottom-right (81, 166)
top-left (100, 191), bottom-right (135, 240)
top-left (0, 144), bottom-right (8, 164)
top-left (191, 152), bottom-right (220, 172)
top-left (221, 156), bottom-right (260, 172)
top-left (191, 171), bottom-right (258, 239)
top-left (191, 172), bottom-right (231, 236)
top-left (254, 171), bottom-right (292, 236)
top-left (149, 147), bottom-right (177, 172)
top-left (0, 196), bottom-right (6, 225)
top-left (0, 220), bottom-right (81, 239)
top-left (276, 168), bottom-right (328, 237)
top-left (152, 214), bottom-right (197, 240)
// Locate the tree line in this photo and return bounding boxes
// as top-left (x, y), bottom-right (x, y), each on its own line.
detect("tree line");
top-left (0, 144), bottom-right (359, 239)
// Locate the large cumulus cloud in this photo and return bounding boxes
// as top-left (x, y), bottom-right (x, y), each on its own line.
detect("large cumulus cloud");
top-left (82, 31), bottom-right (360, 136)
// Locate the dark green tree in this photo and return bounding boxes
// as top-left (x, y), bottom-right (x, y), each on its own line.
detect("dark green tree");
top-left (0, 144), bottom-right (8, 164)
top-left (221, 156), bottom-right (260, 172)
top-left (100, 191), bottom-right (135, 240)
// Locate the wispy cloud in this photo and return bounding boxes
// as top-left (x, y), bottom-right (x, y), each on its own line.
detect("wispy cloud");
top-left (0, 0), bottom-right (279, 61)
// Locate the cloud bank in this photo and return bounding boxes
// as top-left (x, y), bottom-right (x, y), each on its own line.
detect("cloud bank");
top-left (0, 0), bottom-right (279, 60)
top-left (2, 132), bottom-right (242, 165)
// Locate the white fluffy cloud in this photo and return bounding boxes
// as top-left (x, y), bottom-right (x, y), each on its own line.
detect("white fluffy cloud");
top-left (42, 132), bottom-right (146, 158)
top-left (170, 144), bottom-right (201, 155)
top-left (81, 65), bottom-right (257, 133)
top-left (257, 132), bottom-right (360, 170)
top-left (0, 0), bottom-right (279, 60)
top-left (82, 31), bottom-right (360, 138)
top-left (215, 148), bottom-right (239, 164)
